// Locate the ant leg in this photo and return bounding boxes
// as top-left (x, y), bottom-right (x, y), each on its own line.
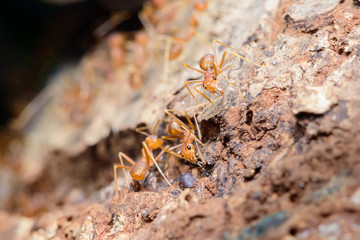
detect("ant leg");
top-left (114, 152), bottom-right (134, 201)
top-left (182, 109), bottom-right (206, 166)
top-left (162, 136), bottom-right (183, 141)
top-left (113, 164), bottom-right (131, 201)
top-left (194, 30), bottom-right (211, 48)
top-left (183, 109), bottom-right (195, 132)
top-left (218, 49), bottom-right (265, 69)
top-left (194, 139), bottom-right (206, 166)
top-left (183, 64), bottom-right (206, 75)
top-left (118, 152), bottom-right (135, 186)
top-left (213, 63), bottom-right (245, 101)
top-left (184, 108), bottom-right (203, 143)
top-left (236, 80), bottom-right (246, 101)
top-left (136, 119), bottom-right (163, 137)
top-left (165, 144), bottom-right (200, 166)
top-left (211, 39), bottom-right (218, 68)
top-left (118, 152), bottom-right (136, 165)
top-left (164, 109), bottom-right (200, 142)
top-left (213, 63), bottom-right (232, 84)
top-left (225, 50), bottom-right (264, 68)
top-left (165, 109), bottom-right (190, 130)
top-left (166, 147), bottom-right (195, 164)
top-left (142, 142), bottom-right (175, 188)
top-left (165, 108), bottom-right (203, 146)
top-left (193, 84), bottom-right (217, 109)
top-left (185, 101), bottom-right (212, 112)
top-left (164, 108), bottom-right (195, 131)
top-left (161, 146), bottom-right (187, 177)
top-left (185, 80), bottom-right (203, 104)
top-left (154, 148), bottom-right (178, 189)
top-left (152, 119), bottom-right (163, 133)
top-left (211, 40), bottom-right (264, 71)
top-left (135, 126), bottom-right (150, 137)
top-left (160, 144), bottom-right (183, 153)
top-left (160, 144), bottom-right (186, 173)
top-left (185, 101), bottom-right (212, 143)
top-left (169, 152), bottom-right (186, 172)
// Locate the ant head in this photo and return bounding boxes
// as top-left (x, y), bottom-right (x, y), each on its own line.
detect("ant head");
top-left (199, 54), bottom-right (215, 71)
top-left (146, 135), bottom-right (163, 150)
top-left (203, 79), bottom-right (222, 96)
top-left (183, 144), bottom-right (196, 162)
top-left (130, 161), bottom-right (149, 180)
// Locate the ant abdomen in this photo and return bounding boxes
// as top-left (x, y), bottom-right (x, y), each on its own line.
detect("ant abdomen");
top-left (199, 54), bottom-right (215, 70)
top-left (168, 121), bottom-right (182, 136)
top-left (130, 161), bottom-right (149, 180)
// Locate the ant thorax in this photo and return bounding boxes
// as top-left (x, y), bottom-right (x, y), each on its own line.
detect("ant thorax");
top-left (182, 130), bottom-right (195, 144)
top-left (146, 135), bottom-right (163, 149)
top-left (181, 143), bottom-right (196, 163)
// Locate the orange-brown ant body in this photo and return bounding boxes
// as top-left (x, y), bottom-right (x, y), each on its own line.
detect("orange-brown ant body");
top-left (161, 109), bottom-right (205, 166)
top-left (113, 123), bottom-right (174, 201)
top-left (184, 40), bottom-right (265, 109)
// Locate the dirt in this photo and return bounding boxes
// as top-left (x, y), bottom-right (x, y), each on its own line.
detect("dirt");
top-left (1, 0), bottom-right (360, 239)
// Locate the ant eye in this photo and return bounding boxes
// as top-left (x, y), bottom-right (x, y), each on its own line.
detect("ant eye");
top-left (187, 145), bottom-right (191, 150)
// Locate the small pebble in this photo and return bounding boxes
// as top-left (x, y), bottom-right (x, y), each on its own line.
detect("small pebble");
top-left (179, 172), bottom-right (195, 188)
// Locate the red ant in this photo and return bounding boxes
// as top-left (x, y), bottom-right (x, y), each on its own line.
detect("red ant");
top-left (183, 40), bottom-right (265, 109)
top-left (113, 122), bottom-right (174, 201)
top-left (161, 109), bottom-right (205, 167)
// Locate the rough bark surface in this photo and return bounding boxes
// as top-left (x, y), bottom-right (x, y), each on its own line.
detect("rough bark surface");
top-left (1, 0), bottom-right (360, 239)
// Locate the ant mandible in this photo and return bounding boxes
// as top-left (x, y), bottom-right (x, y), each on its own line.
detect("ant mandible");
top-left (183, 40), bottom-right (265, 109)
top-left (161, 109), bottom-right (205, 167)
top-left (113, 122), bottom-right (174, 201)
